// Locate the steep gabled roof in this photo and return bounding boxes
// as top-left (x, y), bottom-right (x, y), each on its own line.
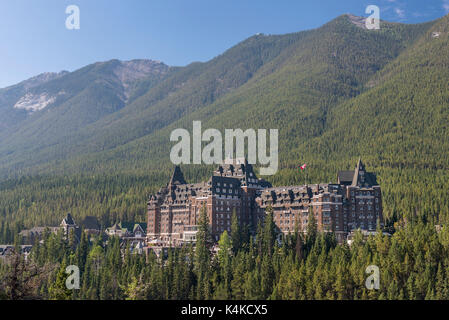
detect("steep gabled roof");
top-left (62, 213), bottom-right (76, 226)
top-left (337, 170), bottom-right (354, 185)
top-left (351, 157), bottom-right (363, 186)
top-left (108, 223), bottom-right (122, 231)
top-left (169, 166), bottom-right (187, 186)
top-left (119, 222), bottom-right (147, 234)
top-left (133, 223), bottom-right (147, 233)
top-left (351, 158), bottom-right (378, 187)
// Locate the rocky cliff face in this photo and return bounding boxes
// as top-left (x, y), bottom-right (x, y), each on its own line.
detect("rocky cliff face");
top-left (18, 71), bottom-right (69, 90)
top-left (111, 59), bottom-right (169, 100)
top-left (0, 59), bottom-right (170, 133)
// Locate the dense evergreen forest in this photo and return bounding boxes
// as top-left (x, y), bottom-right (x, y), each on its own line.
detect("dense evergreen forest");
top-left (0, 13), bottom-right (449, 300)
top-left (2, 208), bottom-right (449, 300)
top-left (1, 14), bottom-right (448, 235)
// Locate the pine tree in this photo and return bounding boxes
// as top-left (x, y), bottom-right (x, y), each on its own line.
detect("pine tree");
top-left (49, 260), bottom-right (72, 300)
top-left (244, 270), bottom-right (261, 300)
top-left (260, 254), bottom-right (274, 298)
top-left (435, 263), bottom-right (447, 299)
top-left (295, 230), bottom-right (304, 263)
top-left (230, 209), bottom-right (241, 253)
top-left (306, 206), bottom-right (317, 252)
top-left (263, 205), bottom-right (276, 257)
top-left (195, 205), bottom-right (212, 299)
top-left (76, 231), bottom-right (89, 273)
top-left (217, 230), bottom-right (232, 298)
top-left (231, 254), bottom-right (245, 299)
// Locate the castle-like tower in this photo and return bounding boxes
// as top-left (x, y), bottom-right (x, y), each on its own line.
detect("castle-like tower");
top-left (147, 158), bottom-right (271, 246)
top-left (147, 158), bottom-right (383, 246)
top-left (256, 158), bottom-right (383, 242)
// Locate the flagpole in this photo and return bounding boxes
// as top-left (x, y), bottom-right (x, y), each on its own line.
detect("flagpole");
top-left (305, 167), bottom-right (308, 185)
top-left (298, 163), bottom-right (308, 186)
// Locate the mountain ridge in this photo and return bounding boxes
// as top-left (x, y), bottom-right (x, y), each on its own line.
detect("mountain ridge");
top-left (0, 13), bottom-right (448, 228)
top-left (0, 14), bottom-right (439, 177)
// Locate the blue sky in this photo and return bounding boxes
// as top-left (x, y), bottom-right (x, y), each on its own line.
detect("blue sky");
top-left (0, 0), bottom-right (448, 88)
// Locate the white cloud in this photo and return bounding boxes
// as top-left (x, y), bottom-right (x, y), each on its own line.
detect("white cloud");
top-left (395, 8), bottom-right (405, 18)
top-left (443, 0), bottom-right (449, 13)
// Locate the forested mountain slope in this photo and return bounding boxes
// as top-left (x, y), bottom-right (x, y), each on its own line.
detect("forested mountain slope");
top-left (28, 14), bottom-right (433, 180)
top-left (0, 59), bottom-right (170, 173)
top-left (0, 33), bottom-right (302, 177)
top-left (0, 71), bottom-right (68, 134)
top-left (300, 13), bottom-right (449, 223)
top-left (0, 14), bottom-right (447, 236)
top-left (0, 15), bottom-right (433, 177)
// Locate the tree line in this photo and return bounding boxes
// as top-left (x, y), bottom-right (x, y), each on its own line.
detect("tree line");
top-left (2, 206), bottom-right (449, 300)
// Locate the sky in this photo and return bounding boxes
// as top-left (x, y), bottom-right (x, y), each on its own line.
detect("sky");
top-left (0, 0), bottom-right (448, 88)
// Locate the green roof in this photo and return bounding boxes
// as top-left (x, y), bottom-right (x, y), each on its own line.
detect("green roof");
top-left (118, 222), bottom-right (147, 233)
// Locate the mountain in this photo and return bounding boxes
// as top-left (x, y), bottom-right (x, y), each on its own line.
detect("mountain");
top-left (0, 60), bottom-right (170, 133)
top-left (0, 14), bottom-right (448, 230)
top-left (36, 13), bottom-right (433, 175)
top-left (0, 71), bottom-right (68, 132)
top-left (0, 59), bottom-right (170, 172)
top-left (0, 32), bottom-right (305, 176)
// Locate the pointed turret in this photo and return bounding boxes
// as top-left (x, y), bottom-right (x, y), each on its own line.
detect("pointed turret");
top-left (351, 158), bottom-right (361, 185)
top-left (351, 157), bottom-right (379, 187)
top-left (168, 165), bottom-right (187, 186)
top-left (61, 213), bottom-right (76, 227)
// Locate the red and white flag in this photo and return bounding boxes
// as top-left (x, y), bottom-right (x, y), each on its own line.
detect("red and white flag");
top-left (299, 163), bottom-right (307, 171)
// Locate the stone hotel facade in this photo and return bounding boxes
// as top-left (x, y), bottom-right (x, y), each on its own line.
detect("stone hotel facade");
top-left (147, 158), bottom-right (383, 245)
